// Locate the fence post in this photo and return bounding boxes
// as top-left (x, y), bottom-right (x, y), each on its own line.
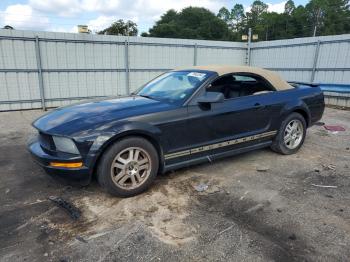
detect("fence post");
top-left (193, 43), bottom-right (198, 66)
top-left (311, 40), bottom-right (321, 83)
top-left (35, 35), bottom-right (46, 110)
top-left (124, 39), bottom-right (130, 95)
top-left (246, 28), bottom-right (252, 66)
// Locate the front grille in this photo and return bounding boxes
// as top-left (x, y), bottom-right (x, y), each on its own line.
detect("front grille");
top-left (38, 132), bottom-right (55, 150)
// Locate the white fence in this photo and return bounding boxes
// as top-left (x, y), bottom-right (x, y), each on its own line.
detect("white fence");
top-left (250, 34), bottom-right (350, 84)
top-left (0, 29), bottom-right (349, 111)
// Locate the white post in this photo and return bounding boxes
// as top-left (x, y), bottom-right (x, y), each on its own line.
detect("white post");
top-left (193, 43), bottom-right (198, 66)
top-left (124, 39), bottom-right (130, 95)
top-left (247, 28), bottom-right (252, 66)
top-left (311, 40), bottom-right (321, 83)
top-left (35, 36), bottom-right (46, 110)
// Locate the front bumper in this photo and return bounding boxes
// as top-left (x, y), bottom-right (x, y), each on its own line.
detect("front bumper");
top-left (27, 135), bottom-right (92, 185)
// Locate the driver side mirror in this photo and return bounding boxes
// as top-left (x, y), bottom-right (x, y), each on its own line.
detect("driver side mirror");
top-left (197, 92), bottom-right (224, 104)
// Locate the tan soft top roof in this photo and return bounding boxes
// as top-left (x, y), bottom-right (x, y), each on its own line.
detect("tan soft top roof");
top-left (174, 65), bottom-right (293, 90)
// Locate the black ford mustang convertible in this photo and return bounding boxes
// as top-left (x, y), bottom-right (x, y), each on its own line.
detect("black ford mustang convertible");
top-left (28, 65), bottom-right (325, 197)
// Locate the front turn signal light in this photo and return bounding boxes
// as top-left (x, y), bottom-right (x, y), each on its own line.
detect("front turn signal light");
top-left (49, 162), bottom-right (83, 168)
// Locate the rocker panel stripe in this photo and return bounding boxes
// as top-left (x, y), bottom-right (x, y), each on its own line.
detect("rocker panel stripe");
top-left (164, 130), bottom-right (277, 160)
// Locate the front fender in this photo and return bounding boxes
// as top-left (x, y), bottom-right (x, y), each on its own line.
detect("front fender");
top-left (84, 121), bottom-right (163, 171)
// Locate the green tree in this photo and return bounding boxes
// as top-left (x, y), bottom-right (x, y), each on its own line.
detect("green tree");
top-left (148, 0), bottom-right (350, 41)
top-left (217, 7), bottom-right (231, 24)
top-left (321, 0), bottom-right (350, 35)
top-left (291, 5), bottom-right (309, 37)
top-left (303, 0), bottom-right (350, 36)
top-left (246, 0), bottom-right (268, 33)
top-left (284, 0), bottom-right (296, 37)
top-left (285, 0), bottom-right (296, 15)
top-left (250, 0), bottom-right (268, 17)
top-left (145, 7), bottom-right (234, 41)
top-left (97, 19), bottom-right (138, 36)
top-left (305, 0), bottom-right (327, 36)
top-left (231, 4), bottom-right (246, 32)
top-left (142, 10), bottom-right (178, 37)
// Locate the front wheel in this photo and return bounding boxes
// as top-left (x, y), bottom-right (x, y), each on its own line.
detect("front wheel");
top-left (97, 137), bottom-right (159, 197)
top-left (271, 112), bottom-right (307, 155)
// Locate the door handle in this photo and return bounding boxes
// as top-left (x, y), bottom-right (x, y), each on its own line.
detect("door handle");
top-left (253, 102), bottom-right (266, 110)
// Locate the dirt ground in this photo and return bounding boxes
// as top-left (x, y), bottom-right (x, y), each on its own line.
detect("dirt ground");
top-left (0, 107), bottom-right (349, 262)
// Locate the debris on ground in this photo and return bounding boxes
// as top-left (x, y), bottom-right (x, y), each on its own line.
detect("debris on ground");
top-left (288, 234), bottom-right (297, 240)
top-left (206, 185), bottom-right (221, 194)
top-left (323, 164), bottom-right (336, 171)
top-left (315, 130), bottom-right (330, 136)
top-left (193, 183), bottom-right (209, 192)
top-left (244, 201), bottom-right (270, 213)
top-left (192, 181), bottom-right (222, 194)
top-left (239, 191), bottom-right (250, 200)
top-left (217, 225), bottom-right (234, 236)
top-left (311, 184), bottom-right (338, 189)
top-left (256, 166), bottom-right (270, 172)
top-left (324, 125), bottom-right (346, 132)
top-left (5, 188), bottom-right (10, 194)
top-left (48, 196), bottom-right (81, 220)
top-left (76, 236), bottom-right (88, 243)
top-left (314, 122), bottom-right (325, 126)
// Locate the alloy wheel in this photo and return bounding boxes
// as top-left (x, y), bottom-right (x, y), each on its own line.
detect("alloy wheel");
top-left (110, 147), bottom-right (152, 190)
top-left (284, 119), bottom-right (304, 149)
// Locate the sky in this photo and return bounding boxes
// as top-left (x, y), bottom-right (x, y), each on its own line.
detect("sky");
top-left (0, 0), bottom-right (308, 34)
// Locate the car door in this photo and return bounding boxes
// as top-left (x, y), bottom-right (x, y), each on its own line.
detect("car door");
top-left (186, 76), bottom-right (281, 158)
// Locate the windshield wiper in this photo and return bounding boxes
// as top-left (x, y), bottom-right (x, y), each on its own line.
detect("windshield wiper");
top-left (138, 94), bottom-right (156, 100)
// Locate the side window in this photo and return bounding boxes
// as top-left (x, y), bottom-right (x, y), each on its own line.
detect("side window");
top-left (234, 75), bottom-right (256, 82)
top-left (207, 73), bottom-right (274, 99)
top-left (207, 74), bottom-right (235, 98)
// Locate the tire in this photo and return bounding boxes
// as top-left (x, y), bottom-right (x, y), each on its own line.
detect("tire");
top-left (271, 112), bottom-right (307, 155)
top-left (97, 136), bottom-right (159, 197)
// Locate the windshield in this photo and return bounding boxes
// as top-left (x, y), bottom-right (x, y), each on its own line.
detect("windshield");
top-left (137, 71), bottom-right (211, 104)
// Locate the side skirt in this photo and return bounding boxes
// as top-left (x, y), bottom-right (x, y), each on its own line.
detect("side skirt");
top-left (163, 140), bottom-right (272, 172)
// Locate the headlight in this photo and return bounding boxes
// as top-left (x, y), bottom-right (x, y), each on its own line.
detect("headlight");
top-left (52, 136), bottom-right (80, 154)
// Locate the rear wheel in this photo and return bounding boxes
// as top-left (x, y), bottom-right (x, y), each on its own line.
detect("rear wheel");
top-left (97, 137), bottom-right (159, 197)
top-left (271, 112), bottom-right (306, 155)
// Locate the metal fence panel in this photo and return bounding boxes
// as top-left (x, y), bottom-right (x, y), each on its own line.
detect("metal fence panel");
top-left (42, 71), bottom-right (126, 108)
top-left (129, 45), bottom-right (193, 69)
top-left (0, 72), bottom-right (41, 111)
top-left (250, 34), bottom-right (350, 84)
top-left (251, 45), bottom-right (315, 69)
top-left (324, 92), bottom-right (350, 107)
top-left (0, 29), bottom-right (350, 111)
top-left (197, 47), bottom-right (246, 66)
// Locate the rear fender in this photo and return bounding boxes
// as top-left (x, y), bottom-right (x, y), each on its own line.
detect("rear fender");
top-left (279, 100), bottom-right (311, 127)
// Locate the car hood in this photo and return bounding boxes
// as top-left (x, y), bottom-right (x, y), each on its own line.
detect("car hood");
top-left (33, 96), bottom-right (175, 137)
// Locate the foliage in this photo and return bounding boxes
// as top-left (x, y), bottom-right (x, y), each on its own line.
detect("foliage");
top-left (142, 0), bottom-right (349, 41)
top-left (142, 7), bottom-right (235, 40)
top-left (97, 19), bottom-right (138, 36)
top-left (221, 0), bottom-right (350, 41)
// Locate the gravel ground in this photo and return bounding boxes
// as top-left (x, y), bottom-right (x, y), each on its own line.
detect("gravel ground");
top-left (0, 107), bottom-right (349, 262)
